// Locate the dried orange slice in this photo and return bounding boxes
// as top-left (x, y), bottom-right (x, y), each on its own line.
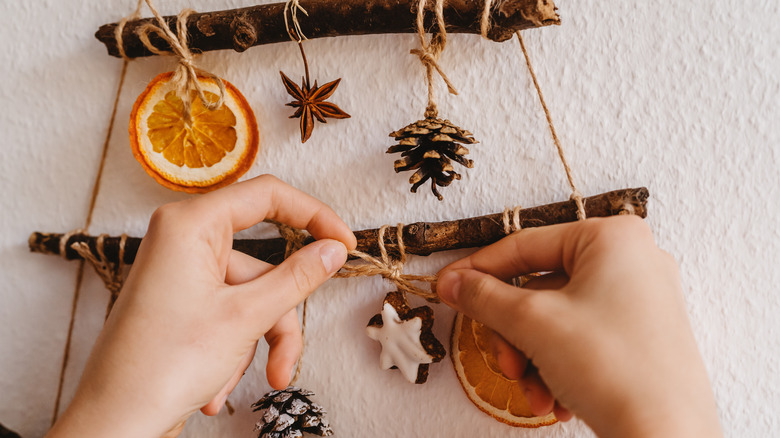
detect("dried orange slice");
top-left (129, 72), bottom-right (259, 193)
top-left (451, 313), bottom-right (558, 428)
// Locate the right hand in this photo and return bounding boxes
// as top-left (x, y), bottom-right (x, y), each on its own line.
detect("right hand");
top-left (436, 216), bottom-right (722, 438)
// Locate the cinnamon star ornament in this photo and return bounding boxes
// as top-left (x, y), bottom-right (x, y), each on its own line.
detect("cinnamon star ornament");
top-left (366, 291), bottom-right (446, 384)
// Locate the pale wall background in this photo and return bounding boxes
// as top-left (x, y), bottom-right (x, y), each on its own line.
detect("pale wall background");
top-left (1, 0), bottom-right (778, 437)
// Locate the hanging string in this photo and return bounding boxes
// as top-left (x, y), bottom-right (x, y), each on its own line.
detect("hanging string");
top-left (411, 0), bottom-right (458, 119)
top-left (515, 32), bottom-right (587, 220)
top-left (136, 0), bottom-right (226, 122)
top-left (50, 0), bottom-right (143, 424)
top-left (284, 0), bottom-right (308, 43)
top-left (272, 221), bottom-right (308, 386)
top-left (480, 0), bottom-right (496, 39)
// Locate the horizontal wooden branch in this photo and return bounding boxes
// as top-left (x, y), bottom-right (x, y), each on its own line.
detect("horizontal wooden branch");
top-left (95, 0), bottom-right (560, 58)
top-left (29, 188), bottom-right (648, 266)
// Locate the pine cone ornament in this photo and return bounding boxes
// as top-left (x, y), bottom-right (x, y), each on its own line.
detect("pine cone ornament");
top-left (388, 117), bottom-right (477, 200)
top-left (252, 387), bottom-right (333, 438)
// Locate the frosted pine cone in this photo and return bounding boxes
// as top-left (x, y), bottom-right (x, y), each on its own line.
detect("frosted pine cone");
top-left (252, 387), bottom-right (333, 438)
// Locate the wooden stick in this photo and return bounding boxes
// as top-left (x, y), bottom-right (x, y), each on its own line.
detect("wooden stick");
top-left (29, 188), bottom-right (648, 266)
top-left (95, 0), bottom-right (560, 58)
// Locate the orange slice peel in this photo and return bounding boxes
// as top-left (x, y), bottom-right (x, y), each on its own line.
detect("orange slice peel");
top-left (129, 72), bottom-right (259, 193)
top-left (451, 312), bottom-right (558, 428)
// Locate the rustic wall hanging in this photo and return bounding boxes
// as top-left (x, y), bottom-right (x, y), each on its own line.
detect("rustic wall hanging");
top-left (29, 0), bottom-right (652, 434)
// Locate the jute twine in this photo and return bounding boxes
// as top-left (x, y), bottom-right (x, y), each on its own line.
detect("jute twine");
top-left (69, 234), bottom-right (128, 318)
top-left (50, 0), bottom-right (146, 423)
top-left (135, 0), bottom-right (226, 123)
top-left (284, 0), bottom-right (308, 43)
top-left (412, 0), bottom-right (458, 119)
top-left (480, 2), bottom-right (587, 221)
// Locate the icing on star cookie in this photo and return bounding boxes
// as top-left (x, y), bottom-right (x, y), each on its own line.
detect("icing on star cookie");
top-left (366, 291), bottom-right (446, 383)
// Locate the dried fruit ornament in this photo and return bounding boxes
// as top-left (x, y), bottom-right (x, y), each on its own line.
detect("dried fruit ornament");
top-left (128, 6), bottom-right (259, 193)
top-left (366, 291), bottom-right (446, 384)
top-left (130, 73), bottom-right (258, 193)
top-left (451, 313), bottom-right (558, 428)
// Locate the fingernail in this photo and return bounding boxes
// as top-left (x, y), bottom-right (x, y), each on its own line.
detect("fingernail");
top-left (437, 271), bottom-right (461, 305)
top-left (320, 241), bottom-right (347, 274)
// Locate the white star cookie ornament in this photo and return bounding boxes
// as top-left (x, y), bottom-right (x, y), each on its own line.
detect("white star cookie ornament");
top-left (366, 291), bottom-right (446, 383)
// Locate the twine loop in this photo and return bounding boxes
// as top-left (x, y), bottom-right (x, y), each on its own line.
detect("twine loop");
top-left (502, 205), bottom-right (523, 235)
top-left (70, 234), bottom-right (127, 296)
top-left (136, 0), bottom-right (226, 122)
top-left (284, 0), bottom-right (309, 42)
top-left (413, 0), bottom-right (458, 119)
top-left (480, 0), bottom-right (496, 38)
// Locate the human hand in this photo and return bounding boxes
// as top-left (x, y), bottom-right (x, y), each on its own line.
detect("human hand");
top-left (436, 216), bottom-right (722, 438)
top-left (47, 175), bottom-right (356, 438)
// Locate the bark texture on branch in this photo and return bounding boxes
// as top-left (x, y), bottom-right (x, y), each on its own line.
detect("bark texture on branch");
top-left (30, 188), bottom-right (648, 266)
top-left (95, 0), bottom-right (560, 58)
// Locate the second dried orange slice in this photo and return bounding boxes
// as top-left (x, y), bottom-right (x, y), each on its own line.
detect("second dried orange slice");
top-left (129, 72), bottom-right (259, 193)
top-left (451, 312), bottom-right (558, 428)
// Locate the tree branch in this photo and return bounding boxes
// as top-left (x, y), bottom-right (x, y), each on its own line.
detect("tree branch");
top-left (95, 0), bottom-right (560, 58)
top-left (29, 188), bottom-right (648, 266)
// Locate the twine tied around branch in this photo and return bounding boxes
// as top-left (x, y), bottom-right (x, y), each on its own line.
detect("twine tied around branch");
top-left (134, 0), bottom-right (226, 123)
top-left (284, 0), bottom-right (309, 43)
top-left (60, 232), bottom-right (128, 318)
top-left (502, 205), bottom-right (523, 235)
top-left (412, 0), bottom-right (458, 119)
top-left (272, 223), bottom-right (439, 303)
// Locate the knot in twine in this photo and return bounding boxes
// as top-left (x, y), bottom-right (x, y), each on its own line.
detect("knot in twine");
top-left (337, 225), bottom-right (439, 302)
top-left (413, 0), bottom-right (458, 119)
top-left (272, 222), bottom-right (438, 302)
top-left (284, 0), bottom-right (309, 42)
top-left (135, 0), bottom-right (226, 122)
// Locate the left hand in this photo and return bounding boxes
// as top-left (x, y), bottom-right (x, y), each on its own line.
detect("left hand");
top-left (47, 175), bottom-right (356, 438)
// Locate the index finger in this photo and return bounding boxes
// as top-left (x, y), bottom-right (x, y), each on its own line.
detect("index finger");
top-left (190, 174), bottom-right (357, 249)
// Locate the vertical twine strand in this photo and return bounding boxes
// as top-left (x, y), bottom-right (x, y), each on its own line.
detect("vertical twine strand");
top-left (136, 0), bottom-right (226, 122)
top-left (411, 0), bottom-right (458, 119)
top-left (284, 0), bottom-right (309, 43)
top-left (50, 0), bottom-right (143, 424)
top-left (516, 32), bottom-right (586, 220)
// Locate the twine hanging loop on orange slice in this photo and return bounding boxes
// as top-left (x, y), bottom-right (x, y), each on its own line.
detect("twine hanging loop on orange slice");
top-left (451, 312), bottom-right (558, 428)
top-left (129, 72), bottom-right (259, 193)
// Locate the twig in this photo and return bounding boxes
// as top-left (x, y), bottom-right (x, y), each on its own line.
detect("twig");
top-left (29, 188), bottom-right (648, 266)
top-left (95, 0), bottom-right (561, 58)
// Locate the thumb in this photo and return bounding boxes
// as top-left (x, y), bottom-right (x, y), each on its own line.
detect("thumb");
top-left (437, 268), bottom-right (551, 353)
top-left (232, 239), bottom-right (347, 330)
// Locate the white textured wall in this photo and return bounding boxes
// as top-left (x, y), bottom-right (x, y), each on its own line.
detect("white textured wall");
top-left (1, 1), bottom-right (778, 437)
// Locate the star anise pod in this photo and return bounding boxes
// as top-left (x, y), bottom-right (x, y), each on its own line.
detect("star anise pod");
top-left (281, 72), bottom-right (350, 143)
top-left (280, 40), bottom-right (349, 143)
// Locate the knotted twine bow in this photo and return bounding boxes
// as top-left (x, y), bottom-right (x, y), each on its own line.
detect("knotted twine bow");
top-left (273, 223), bottom-right (439, 303)
top-left (134, 0), bottom-right (226, 122)
top-left (412, 0), bottom-right (459, 119)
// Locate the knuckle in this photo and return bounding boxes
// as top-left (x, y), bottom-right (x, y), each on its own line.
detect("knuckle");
top-left (148, 203), bottom-right (185, 230)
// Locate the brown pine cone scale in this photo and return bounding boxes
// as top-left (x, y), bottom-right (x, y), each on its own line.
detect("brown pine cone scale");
top-left (387, 117), bottom-right (477, 201)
